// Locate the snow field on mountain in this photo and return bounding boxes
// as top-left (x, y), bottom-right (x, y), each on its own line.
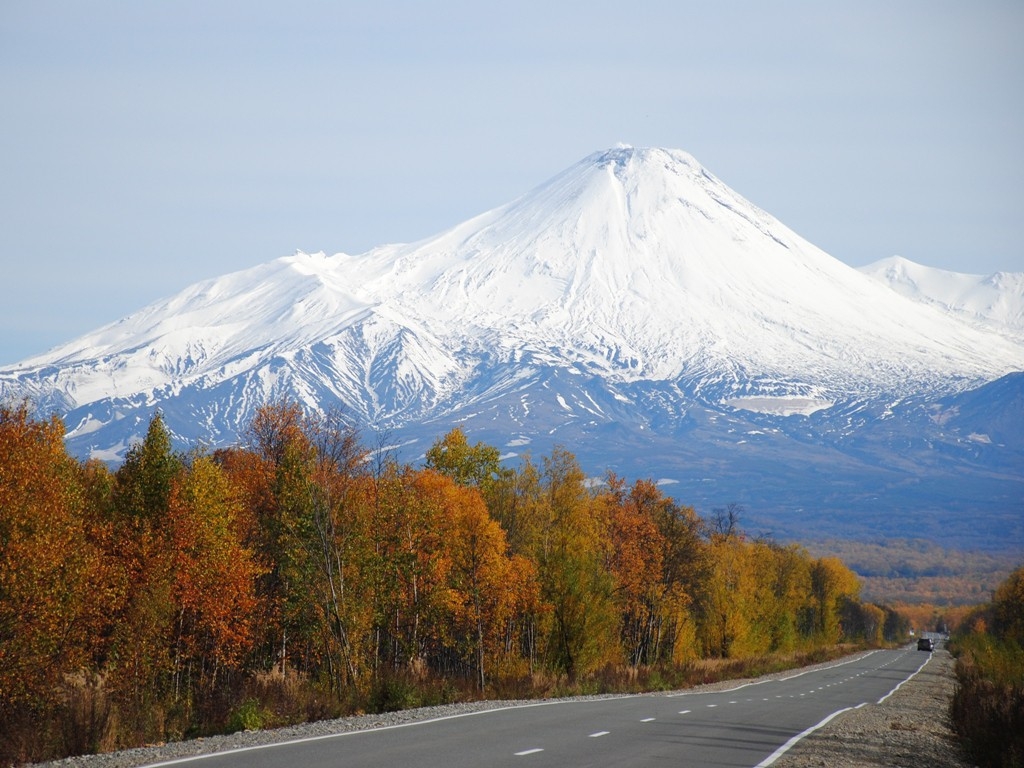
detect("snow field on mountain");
top-left (861, 255), bottom-right (1024, 338)
top-left (1, 146), bottom-right (1022, 468)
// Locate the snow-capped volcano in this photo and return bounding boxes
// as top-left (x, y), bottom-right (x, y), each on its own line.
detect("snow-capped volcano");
top-left (357, 148), bottom-right (1022, 397)
top-left (3, 147), bottom-right (1022, 548)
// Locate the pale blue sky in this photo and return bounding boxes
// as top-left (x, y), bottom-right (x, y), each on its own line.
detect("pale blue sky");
top-left (2, 1), bottom-right (1022, 365)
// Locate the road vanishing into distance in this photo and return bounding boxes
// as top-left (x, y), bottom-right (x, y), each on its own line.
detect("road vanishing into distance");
top-left (145, 648), bottom-right (932, 768)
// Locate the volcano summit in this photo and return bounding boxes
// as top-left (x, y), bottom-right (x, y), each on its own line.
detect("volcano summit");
top-left (4, 147), bottom-right (1022, 548)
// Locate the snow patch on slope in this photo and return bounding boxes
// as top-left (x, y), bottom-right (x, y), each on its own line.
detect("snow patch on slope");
top-left (723, 396), bottom-right (834, 416)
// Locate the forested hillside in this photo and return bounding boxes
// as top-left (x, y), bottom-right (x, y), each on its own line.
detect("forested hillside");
top-left (808, 539), bottom-right (1017, 606)
top-left (1, 401), bottom-right (906, 763)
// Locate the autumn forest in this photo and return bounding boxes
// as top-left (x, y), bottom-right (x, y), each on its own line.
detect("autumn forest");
top-left (0, 401), bottom-right (908, 762)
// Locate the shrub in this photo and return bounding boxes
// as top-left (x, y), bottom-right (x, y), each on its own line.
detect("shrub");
top-left (950, 633), bottom-right (1024, 767)
top-left (227, 699), bottom-right (269, 733)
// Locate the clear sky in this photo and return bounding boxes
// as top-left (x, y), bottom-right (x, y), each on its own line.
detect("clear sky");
top-left (2, 1), bottom-right (1022, 366)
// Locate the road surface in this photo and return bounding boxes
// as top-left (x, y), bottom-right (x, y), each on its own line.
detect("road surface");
top-left (145, 647), bottom-right (932, 768)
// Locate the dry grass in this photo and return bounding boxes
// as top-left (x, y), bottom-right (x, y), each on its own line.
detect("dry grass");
top-left (950, 635), bottom-right (1024, 767)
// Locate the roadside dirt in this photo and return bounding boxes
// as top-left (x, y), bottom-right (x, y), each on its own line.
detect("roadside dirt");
top-left (771, 648), bottom-right (973, 767)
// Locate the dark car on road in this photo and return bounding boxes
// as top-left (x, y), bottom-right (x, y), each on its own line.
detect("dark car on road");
top-left (917, 637), bottom-right (934, 651)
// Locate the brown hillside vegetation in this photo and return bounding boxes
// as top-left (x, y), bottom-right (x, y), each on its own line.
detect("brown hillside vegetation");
top-left (807, 538), bottom-right (1017, 606)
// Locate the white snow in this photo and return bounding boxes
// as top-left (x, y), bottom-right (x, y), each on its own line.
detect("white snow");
top-left (2, 147), bottom-right (1023, 451)
top-left (860, 256), bottom-right (1024, 340)
top-left (343, 148), bottom-right (1024, 396)
top-left (724, 397), bottom-right (834, 416)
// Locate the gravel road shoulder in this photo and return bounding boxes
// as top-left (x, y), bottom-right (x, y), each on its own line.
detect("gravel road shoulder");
top-left (771, 648), bottom-right (972, 768)
top-left (34, 648), bottom-right (971, 768)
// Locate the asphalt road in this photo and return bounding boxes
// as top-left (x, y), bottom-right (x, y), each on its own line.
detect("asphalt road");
top-left (146, 648), bottom-right (932, 768)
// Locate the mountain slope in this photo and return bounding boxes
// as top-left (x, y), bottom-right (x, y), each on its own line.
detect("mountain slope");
top-left (346, 149), bottom-right (1023, 396)
top-left (2, 147), bottom-right (1022, 548)
top-left (860, 255), bottom-right (1024, 340)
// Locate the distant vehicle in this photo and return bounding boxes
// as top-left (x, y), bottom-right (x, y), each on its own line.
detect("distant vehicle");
top-left (917, 637), bottom-right (934, 651)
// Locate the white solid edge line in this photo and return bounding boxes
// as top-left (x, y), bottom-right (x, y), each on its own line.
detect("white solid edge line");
top-left (135, 698), bottom-right (626, 768)
top-left (878, 652), bottom-right (932, 704)
top-left (754, 703), bottom-right (866, 768)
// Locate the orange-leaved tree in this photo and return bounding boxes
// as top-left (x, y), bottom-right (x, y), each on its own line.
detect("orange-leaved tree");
top-left (166, 453), bottom-right (263, 693)
top-left (600, 474), bottom-right (667, 667)
top-left (0, 404), bottom-right (107, 725)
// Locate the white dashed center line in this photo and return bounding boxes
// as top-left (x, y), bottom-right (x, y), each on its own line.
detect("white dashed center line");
top-left (515, 653), bottom-right (908, 762)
